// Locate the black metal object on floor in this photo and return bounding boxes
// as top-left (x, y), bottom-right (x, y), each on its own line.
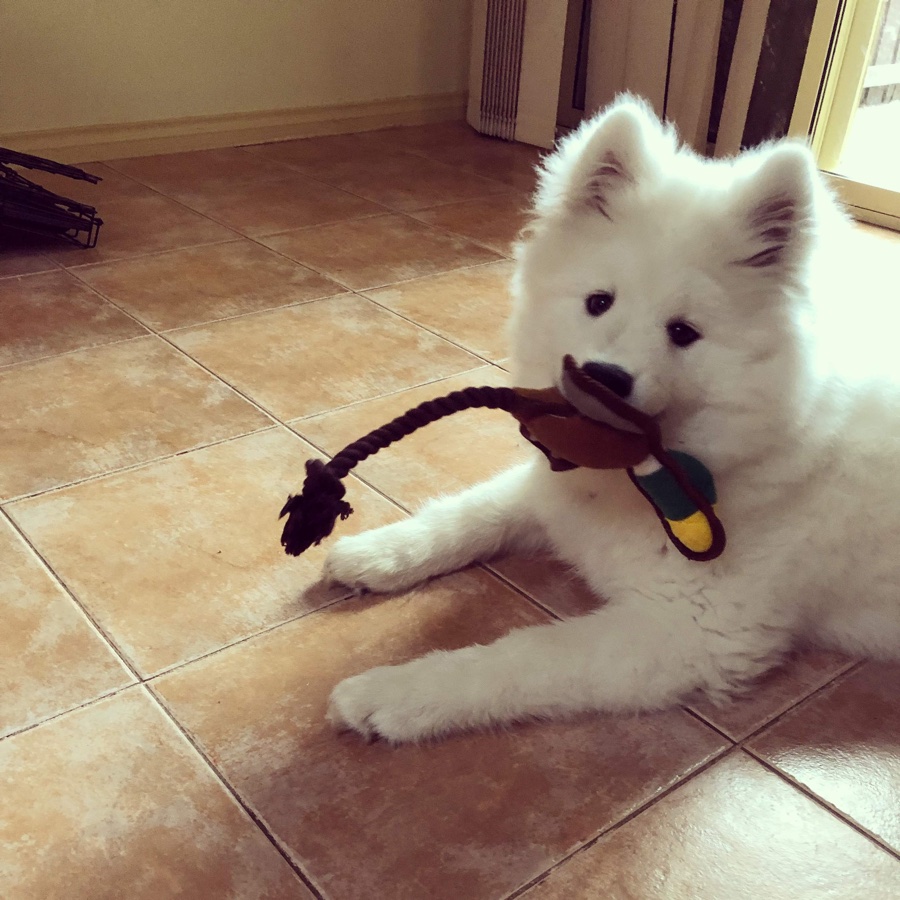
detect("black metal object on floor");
top-left (0, 148), bottom-right (103, 249)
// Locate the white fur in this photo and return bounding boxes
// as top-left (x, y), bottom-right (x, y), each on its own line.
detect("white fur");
top-left (324, 96), bottom-right (900, 743)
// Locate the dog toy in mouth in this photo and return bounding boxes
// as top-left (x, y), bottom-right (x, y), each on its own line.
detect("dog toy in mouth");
top-left (279, 355), bottom-right (725, 562)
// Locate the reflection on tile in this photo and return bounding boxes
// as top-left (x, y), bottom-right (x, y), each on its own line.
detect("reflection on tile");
top-left (9, 428), bottom-right (404, 676)
top-left (293, 367), bottom-right (531, 510)
top-left (246, 134), bottom-right (510, 211)
top-left (0, 270), bottom-right (146, 368)
top-left (0, 517), bottom-right (132, 738)
top-left (155, 570), bottom-right (727, 900)
top-left (370, 122), bottom-right (544, 192)
top-left (365, 261), bottom-right (515, 362)
top-left (170, 294), bottom-right (479, 420)
top-left (689, 648), bottom-right (856, 741)
top-left (232, 133), bottom-right (394, 180)
top-left (0, 336), bottom-right (269, 500)
top-left (0, 689), bottom-right (312, 899)
top-left (749, 661), bottom-right (900, 851)
top-left (408, 193), bottom-right (531, 255)
top-left (525, 751), bottom-right (900, 900)
top-left (107, 147), bottom-right (291, 195)
top-left (163, 174), bottom-right (384, 237)
top-left (261, 214), bottom-right (501, 291)
top-left (76, 240), bottom-right (343, 330)
top-left (490, 552), bottom-right (601, 620)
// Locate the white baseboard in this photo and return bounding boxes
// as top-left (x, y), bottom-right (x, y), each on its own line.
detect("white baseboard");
top-left (0, 92), bottom-right (468, 164)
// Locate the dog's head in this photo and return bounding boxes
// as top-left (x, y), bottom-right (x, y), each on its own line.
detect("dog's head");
top-left (509, 96), bottom-right (827, 466)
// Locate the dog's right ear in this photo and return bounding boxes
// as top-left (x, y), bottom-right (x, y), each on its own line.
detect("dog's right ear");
top-left (534, 97), bottom-right (657, 221)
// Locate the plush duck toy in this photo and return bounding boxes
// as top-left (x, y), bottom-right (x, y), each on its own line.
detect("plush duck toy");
top-left (280, 355), bottom-right (725, 562)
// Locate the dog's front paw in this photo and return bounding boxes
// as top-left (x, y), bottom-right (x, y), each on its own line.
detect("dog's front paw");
top-left (323, 526), bottom-right (428, 594)
top-left (327, 658), bottom-right (464, 743)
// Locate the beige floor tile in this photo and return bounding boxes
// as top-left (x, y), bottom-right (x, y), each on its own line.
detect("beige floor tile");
top-left (525, 751), bottom-right (900, 900)
top-left (0, 688), bottom-right (313, 900)
top-left (154, 569), bottom-right (727, 900)
top-left (292, 367), bottom-right (531, 510)
top-left (260, 213), bottom-right (501, 291)
top-left (0, 269), bottom-right (147, 367)
top-left (8, 428), bottom-right (403, 676)
top-left (749, 661), bottom-right (900, 851)
top-left (171, 294), bottom-right (480, 420)
top-left (75, 240), bottom-right (344, 331)
top-left (0, 336), bottom-right (269, 500)
top-left (365, 260), bottom-right (515, 362)
top-left (408, 192), bottom-right (531, 255)
top-left (0, 517), bottom-right (133, 738)
top-left (689, 648), bottom-right (857, 741)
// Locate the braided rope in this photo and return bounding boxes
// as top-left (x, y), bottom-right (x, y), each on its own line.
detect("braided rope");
top-left (325, 385), bottom-right (524, 479)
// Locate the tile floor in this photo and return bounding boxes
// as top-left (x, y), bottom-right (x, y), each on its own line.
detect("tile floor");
top-left (1, 122), bottom-right (899, 899)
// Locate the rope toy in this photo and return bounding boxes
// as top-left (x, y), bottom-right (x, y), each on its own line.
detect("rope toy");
top-left (280, 355), bottom-right (725, 562)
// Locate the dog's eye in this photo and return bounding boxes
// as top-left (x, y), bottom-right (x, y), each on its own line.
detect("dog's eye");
top-left (667, 320), bottom-right (702, 348)
top-left (585, 291), bottom-right (615, 317)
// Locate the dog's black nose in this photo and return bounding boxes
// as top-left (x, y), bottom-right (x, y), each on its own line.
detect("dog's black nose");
top-left (581, 362), bottom-right (634, 398)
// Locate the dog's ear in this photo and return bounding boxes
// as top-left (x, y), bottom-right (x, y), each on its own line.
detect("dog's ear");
top-left (732, 143), bottom-right (816, 273)
top-left (535, 97), bottom-right (656, 220)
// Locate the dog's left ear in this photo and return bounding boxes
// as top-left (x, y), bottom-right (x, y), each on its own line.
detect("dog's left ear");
top-left (732, 142), bottom-right (816, 273)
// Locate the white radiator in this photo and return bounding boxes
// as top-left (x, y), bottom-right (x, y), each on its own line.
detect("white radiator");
top-left (467, 0), bottom-right (568, 148)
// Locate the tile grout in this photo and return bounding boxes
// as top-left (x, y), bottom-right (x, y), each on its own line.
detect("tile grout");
top-left (0, 681), bottom-right (138, 744)
top-left (0, 506), bottom-right (143, 683)
top-left (0, 423), bottom-right (278, 506)
top-left (503, 744), bottom-right (741, 900)
top-left (144, 588), bottom-right (359, 682)
top-left (730, 658), bottom-right (867, 746)
top-left (143, 683), bottom-right (328, 899)
top-left (744, 746), bottom-right (900, 863)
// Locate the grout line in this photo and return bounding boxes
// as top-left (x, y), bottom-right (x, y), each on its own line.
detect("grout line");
top-left (231, 135), bottom-right (523, 198)
top-left (480, 563), bottom-right (564, 622)
top-left (59, 236), bottom-right (247, 271)
top-left (145, 588), bottom-right (358, 682)
top-left (0, 506), bottom-right (143, 681)
top-left (286, 362), bottom-right (492, 424)
top-left (150, 287), bottom-right (348, 335)
top-left (744, 746), bottom-right (900, 863)
top-left (680, 705), bottom-right (734, 742)
top-left (729, 658), bottom-right (867, 746)
top-left (0, 424), bottom-right (277, 506)
top-left (144, 683), bottom-right (327, 899)
top-left (356, 267), bottom-right (510, 367)
top-left (504, 744), bottom-right (739, 900)
top-left (397, 206), bottom-right (525, 258)
top-left (0, 682), bottom-right (138, 744)
top-left (0, 330), bottom-right (152, 375)
top-left (60, 237), bottom-right (240, 271)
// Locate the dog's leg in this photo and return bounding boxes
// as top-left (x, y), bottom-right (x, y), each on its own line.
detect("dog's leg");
top-left (323, 461), bottom-right (543, 593)
top-left (327, 596), bottom-right (788, 742)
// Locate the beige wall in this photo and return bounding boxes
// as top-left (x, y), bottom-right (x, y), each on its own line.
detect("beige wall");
top-left (0, 0), bottom-right (472, 134)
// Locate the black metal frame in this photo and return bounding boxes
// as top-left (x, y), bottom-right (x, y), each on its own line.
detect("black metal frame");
top-left (0, 148), bottom-right (103, 248)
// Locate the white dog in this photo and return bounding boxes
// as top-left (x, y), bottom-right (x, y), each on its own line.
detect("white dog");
top-left (323, 96), bottom-right (900, 743)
